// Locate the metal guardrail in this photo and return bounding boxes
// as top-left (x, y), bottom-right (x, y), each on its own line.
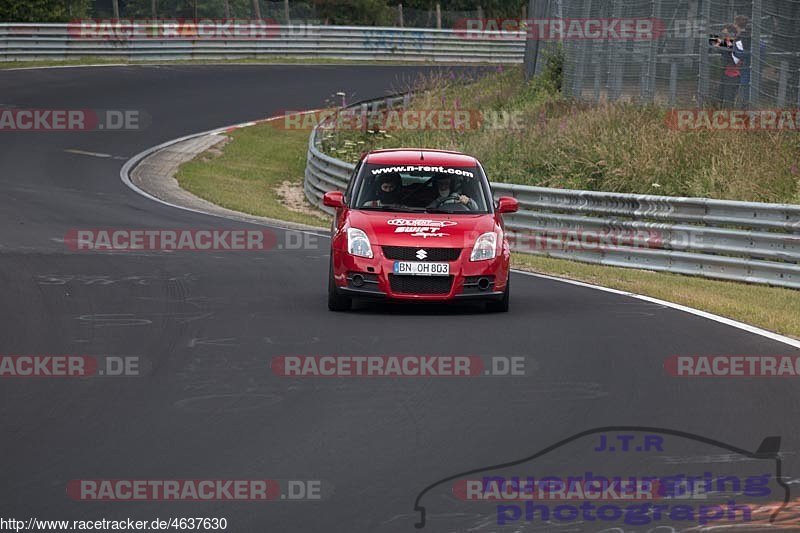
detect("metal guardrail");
top-left (0, 24), bottom-right (525, 63)
top-left (304, 95), bottom-right (411, 215)
top-left (305, 96), bottom-right (800, 290)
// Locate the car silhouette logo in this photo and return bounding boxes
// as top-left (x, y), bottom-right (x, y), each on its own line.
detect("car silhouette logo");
top-left (412, 425), bottom-right (791, 529)
top-left (416, 249), bottom-right (428, 260)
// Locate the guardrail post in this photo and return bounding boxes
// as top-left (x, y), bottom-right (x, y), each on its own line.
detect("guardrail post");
top-left (669, 60), bottom-right (678, 105)
top-left (697, 0), bottom-right (710, 107)
top-left (360, 103), bottom-right (368, 133)
top-left (684, 0), bottom-right (698, 58)
top-left (640, 66), bottom-right (649, 103)
top-left (645, 0), bottom-right (662, 103)
top-left (572, 0), bottom-right (593, 98)
top-left (608, 1), bottom-right (622, 101)
top-left (436, 3), bottom-right (442, 29)
top-left (750, 0), bottom-right (762, 107)
top-left (523, 0), bottom-right (540, 81)
top-left (777, 60), bottom-right (788, 107)
top-left (594, 60), bottom-right (602, 101)
top-left (398, 4), bottom-right (404, 28)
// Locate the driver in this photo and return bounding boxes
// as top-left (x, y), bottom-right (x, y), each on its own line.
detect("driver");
top-left (367, 173), bottom-right (403, 207)
top-left (427, 175), bottom-right (477, 210)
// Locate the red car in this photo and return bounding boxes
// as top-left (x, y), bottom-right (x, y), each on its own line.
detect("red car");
top-left (323, 148), bottom-right (519, 312)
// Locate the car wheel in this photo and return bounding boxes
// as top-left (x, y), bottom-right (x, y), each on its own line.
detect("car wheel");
top-left (328, 259), bottom-right (352, 312)
top-left (486, 276), bottom-right (510, 313)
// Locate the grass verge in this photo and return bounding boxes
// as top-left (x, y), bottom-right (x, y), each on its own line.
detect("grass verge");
top-left (175, 120), bottom-right (329, 228)
top-left (513, 253), bottom-right (800, 339)
top-left (324, 65), bottom-right (800, 203)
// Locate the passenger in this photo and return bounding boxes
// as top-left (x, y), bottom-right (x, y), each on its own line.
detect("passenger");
top-left (368, 173), bottom-right (402, 207)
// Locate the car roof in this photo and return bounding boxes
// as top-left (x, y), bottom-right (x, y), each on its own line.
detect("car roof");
top-left (364, 149), bottom-right (478, 167)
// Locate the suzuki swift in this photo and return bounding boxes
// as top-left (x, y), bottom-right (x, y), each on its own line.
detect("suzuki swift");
top-left (323, 148), bottom-right (519, 312)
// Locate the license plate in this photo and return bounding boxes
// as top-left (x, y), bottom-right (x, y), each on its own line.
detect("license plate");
top-left (392, 261), bottom-right (450, 276)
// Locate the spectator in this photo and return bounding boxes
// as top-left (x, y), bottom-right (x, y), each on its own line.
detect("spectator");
top-left (711, 24), bottom-right (741, 107)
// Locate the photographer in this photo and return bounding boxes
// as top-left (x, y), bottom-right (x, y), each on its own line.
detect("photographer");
top-left (710, 24), bottom-right (742, 107)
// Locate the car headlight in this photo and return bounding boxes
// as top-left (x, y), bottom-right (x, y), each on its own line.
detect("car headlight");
top-left (347, 228), bottom-right (373, 258)
top-left (470, 232), bottom-right (497, 261)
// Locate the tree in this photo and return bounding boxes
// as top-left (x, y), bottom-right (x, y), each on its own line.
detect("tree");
top-left (1, 0), bottom-right (92, 21)
top-left (396, 0), bottom-right (525, 17)
top-left (313, 0), bottom-right (395, 25)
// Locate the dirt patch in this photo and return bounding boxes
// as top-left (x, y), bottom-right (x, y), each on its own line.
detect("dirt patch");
top-left (198, 135), bottom-right (230, 161)
top-left (275, 180), bottom-right (329, 220)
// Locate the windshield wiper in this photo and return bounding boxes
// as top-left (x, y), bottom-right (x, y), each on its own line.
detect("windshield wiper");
top-left (425, 208), bottom-right (486, 214)
top-left (359, 206), bottom-right (426, 212)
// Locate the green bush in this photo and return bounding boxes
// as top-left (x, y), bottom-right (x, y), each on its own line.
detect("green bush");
top-left (1, 0), bottom-right (91, 22)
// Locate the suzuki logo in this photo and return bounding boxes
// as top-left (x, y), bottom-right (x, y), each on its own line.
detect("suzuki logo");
top-left (415, 249), bottom-right (428, 260)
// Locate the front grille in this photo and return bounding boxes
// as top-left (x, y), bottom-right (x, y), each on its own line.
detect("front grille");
top-left (389, 275), bottom-right (453, 295)
top-left (382, 246), bottom-right (461, 261)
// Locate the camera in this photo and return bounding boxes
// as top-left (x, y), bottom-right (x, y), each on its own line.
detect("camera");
top-left (709, 33), bottom-right (731, 46)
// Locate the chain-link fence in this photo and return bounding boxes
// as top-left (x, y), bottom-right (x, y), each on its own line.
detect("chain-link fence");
top-left (556, 0), bottom-right (800, 108)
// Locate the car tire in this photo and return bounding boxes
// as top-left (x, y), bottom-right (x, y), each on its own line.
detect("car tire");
top-left (486, 276), bottom-right (510, 313)
top-left (328, 259), bottom-right (352, 312)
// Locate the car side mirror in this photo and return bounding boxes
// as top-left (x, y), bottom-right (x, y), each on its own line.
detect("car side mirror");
top-left (495, 196), bottom-right (519, 214)
top-left (323, 191), bottom-right (345, 209)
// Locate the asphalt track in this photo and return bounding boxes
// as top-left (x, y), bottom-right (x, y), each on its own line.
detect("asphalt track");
top-left (1, 64), bottom-right (799, 532)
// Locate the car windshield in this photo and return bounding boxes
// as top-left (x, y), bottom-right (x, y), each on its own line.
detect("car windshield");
top-left (352, 163), bottom-right (490, 213)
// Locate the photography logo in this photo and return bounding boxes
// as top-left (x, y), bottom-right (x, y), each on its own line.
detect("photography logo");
top-left (413, 426), bottom-right (790, 530)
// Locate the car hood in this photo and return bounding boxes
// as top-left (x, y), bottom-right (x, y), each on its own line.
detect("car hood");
top-left (347, 210), bottom-right (498, 248)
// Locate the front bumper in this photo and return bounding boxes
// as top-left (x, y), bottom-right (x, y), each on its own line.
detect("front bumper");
top-left (332, 245), bottom-right (509, 302)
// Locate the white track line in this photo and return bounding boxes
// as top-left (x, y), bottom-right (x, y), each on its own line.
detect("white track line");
top-left (65, 148), bottom-right (113, 158)
top-left (119, 115), bottom-right (800, 351)
top-left (513, 270), bottom-right (800, 349)
top-left (118, 113), bottom-right (328, 239)
top-left (6, 63), bottom-right (129, 71)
